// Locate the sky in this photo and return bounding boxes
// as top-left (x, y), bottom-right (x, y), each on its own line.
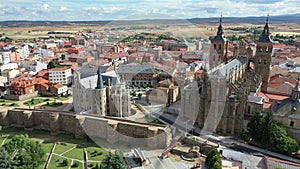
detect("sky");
top-left (0, 0), bottom-right (299, 21)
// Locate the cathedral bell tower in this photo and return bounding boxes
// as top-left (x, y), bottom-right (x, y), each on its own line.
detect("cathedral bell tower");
top-left (254, 15), bottom-right (273, 92)
top-left (209, 14), bottom-right (229, 69)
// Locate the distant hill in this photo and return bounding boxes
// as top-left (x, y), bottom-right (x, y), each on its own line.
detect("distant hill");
top-left (0, 13), bottom-right (299, 27)
top-left (188, 13), bottom-right (300, 24)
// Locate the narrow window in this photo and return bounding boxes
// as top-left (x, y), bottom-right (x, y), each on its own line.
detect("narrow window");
top-left (247, 106), bottom-right (251, 114)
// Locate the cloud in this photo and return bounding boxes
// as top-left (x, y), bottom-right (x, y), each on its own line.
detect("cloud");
top-left (42, 3), bottom-right (50, 10)
top-left (234, 0), bottom-right (282, 4)
top-left (60, 6), bottom-right (68, 11)
top-left (0, 0), bottom-right (299, 21)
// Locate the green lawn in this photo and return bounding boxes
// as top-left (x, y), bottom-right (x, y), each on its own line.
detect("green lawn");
top-left (87, 147), bottom-right (108, 161)
top-left (88, 162), bottom-right (102, 169)
top-left (48, 154), bottom-right (70, 169)
top-left (0, 103), bottom-right (19, 107)
top-left (37, 142), bottom-right (54, 169)
top-left (0, 127), bottom-right (108, 169)
top-left (44, 101), bottom-right (64, 107)
top-left (70, 161), bottom-right (84, 169)
top-left (42, 142), bottom-right (55, 154)
top-left (0, 98), bottom-right (17, 103)
top-left (24, 98), bottom-right (48, 106)
top-left (63, 146), bottom-right (84, 160)
top-left (38, 96), bottom-right (69, 101)
top-left (54, 143), bottom-right (76, 155)
top-left (56, 97), bottom-right (69, 101)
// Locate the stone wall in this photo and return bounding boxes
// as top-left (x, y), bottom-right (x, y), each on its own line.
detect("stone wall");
top-left (0, 108), bottom-right (171, 148)
top-left (4, 91), bottom-right (38, 101)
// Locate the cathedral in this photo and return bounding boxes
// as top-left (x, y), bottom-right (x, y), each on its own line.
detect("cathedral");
top-left (182, 16), bottom-right (273, 135)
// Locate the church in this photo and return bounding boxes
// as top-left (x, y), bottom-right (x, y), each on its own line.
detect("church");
top-left (182, 16), bottom-right (273, 135)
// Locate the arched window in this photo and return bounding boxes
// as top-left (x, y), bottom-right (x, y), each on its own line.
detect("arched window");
top-left (219, 44), bottom-right (222, 50)
top-left (214, 44), bottom-right (216, 49)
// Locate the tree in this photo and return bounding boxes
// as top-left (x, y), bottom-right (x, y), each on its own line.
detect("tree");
top-left (261, 111), bottom-right (275, 145)
top-left (47, 59), bottom-right (62, 69)
top-left (248, 112), bottom-right (263, 139)
top-left (0, 147), bottom-right (14, 169)
top-left (131, 91), bottom-right (136, 97)
top-left (4, 134), bottom-right (45, 169)
top-left (138, 93), bottom-right (142, 99)
top-left (205, 148), bottom-right (221, 169)
top-left (248, 111), bottom-right (299, 154)
top-left (103, 150), bottom-right (127, 169)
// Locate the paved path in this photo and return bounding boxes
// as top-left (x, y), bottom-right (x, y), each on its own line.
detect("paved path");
top-left (1, 135), bottom-right (8, 146)
top-left (60, 146), bottom-right (76, 156)
top-left (43, 142), bottom-right (57, 169)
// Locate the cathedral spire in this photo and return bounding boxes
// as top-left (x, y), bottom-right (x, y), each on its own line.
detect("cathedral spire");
top-left (262, 13), bottom-right (270, 36)
top-left (258, 14), bottom-right (272, 43)
top-left (96, 66), bottom-right (104, 89)
top-left (217, 13), bottom-right (224, 36)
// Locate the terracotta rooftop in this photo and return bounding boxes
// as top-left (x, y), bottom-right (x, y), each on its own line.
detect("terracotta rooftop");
top-left (53, 83), bottom-right (65, 88)
top-left (264, 93), bottom-right (289, 101)
top-left (269, 74), bottom-right (298, 87)
top-left (49, 67), bottom-right (71, 71)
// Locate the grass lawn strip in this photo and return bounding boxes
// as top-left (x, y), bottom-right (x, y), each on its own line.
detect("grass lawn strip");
top-left (86, 146), bottom-right (108, 161)
top-left (67, 159), bottom-right (74, 169)
top-left (48, 154), bottom-right (70, 169)
top-left (88, 162), bottom-right (102, 169)
top-left (54, 143), bottom-right (76, 155)
top-left (63, 146), bottom-right (84, 161)
top-left (61, 146), bottom-right (76, 156)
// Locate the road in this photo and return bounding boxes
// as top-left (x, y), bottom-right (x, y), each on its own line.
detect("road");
top-left (139, 103), bottom-right (300, 164)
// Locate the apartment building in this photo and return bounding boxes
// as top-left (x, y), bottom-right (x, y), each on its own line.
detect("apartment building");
top-left (49, 67), bottom-right (72, 85)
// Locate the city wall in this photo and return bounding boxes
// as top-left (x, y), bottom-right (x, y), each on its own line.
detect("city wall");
top-left (0, 108), bottom-right (171, 149)
top-left (4, 91), bottom-right (38, 101)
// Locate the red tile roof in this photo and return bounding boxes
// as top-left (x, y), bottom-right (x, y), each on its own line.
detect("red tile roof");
top-left (53, 83), bottom-right (65, 89)
top-left (49, 67), bottom-right (70, 71)
top-left (269, 74), bottom-right (297, 87)
top-left (264, 93), bottom-right (289, 101)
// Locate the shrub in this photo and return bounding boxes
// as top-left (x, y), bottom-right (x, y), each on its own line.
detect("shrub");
top-left (63, 159), bottom-right (71, 166)
top-left (71, 161), bottom-right (79, 168)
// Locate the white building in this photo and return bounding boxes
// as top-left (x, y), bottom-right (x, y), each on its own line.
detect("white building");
top-left (49, 67), bottom-right (72, 85)
top-left (20, 45), bottom-right (30, 59)
top-left (1, 68), bottom-right (21, 81)
top-left (0, 49), bottom-right (11, 64)
top-left (34, 48), bottom-right (54, 57)
top-left (0, 63), bottom-right (18, 72)
top-left (27, 61), bottom-right (48, 74)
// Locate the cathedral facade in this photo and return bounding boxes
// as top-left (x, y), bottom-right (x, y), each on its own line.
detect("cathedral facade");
top-left (182, 17), bottom-right (273, 135)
